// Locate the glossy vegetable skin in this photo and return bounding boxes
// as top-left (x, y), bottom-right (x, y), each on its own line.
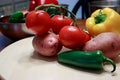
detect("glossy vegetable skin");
top-left (58, 50), bottom-right (116, 72)
top-left (9, 10), bottom-right (28, 23)
top-left (51, 15), bottom-right (73, 34)
top-left (29, 0), bottom-right (59, 11)
top-left (86, 7), bottom-right (120, 36)
top-left (25, 10), bottom-right (51, 35)
top-left (29, 0), bottom-right (38, 11)
top-left (38, 0), bottom-right (59, 5)
top-left (59, 26), bottom-right (90, 50)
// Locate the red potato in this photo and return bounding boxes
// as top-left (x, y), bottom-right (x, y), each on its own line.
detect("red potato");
top-left (32, 32), bottom-right (63, 56)
top-left (83, 32), bottom-right (120, 59)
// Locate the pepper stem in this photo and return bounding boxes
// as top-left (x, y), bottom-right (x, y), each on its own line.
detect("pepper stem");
top-left (35, 4), bottom-right (77, 26)
top-left (94, 9), bottom-right (107, 24)
top-left (103, 56), bottom-right (116, 72)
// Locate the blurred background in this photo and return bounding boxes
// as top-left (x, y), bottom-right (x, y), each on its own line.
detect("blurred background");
top-left (0, 0), bottom-right (120, 20)
top-left (0, 0), bottom-right (83, 19)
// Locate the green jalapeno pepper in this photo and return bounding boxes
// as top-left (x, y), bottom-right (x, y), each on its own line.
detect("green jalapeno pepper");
top-left (58, 50), bottom-right (116, 72)
top-left (9, 11), bottom-right (26, 23)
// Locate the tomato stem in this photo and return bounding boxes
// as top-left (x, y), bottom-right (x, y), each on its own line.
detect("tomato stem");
top-left (35, 4), bottom-right (77, 26)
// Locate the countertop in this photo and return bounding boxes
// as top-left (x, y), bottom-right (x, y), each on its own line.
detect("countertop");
top-left (0, 32), bottom-right (13, 51)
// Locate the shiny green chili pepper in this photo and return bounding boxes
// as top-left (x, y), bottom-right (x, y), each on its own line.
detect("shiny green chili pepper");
top-left (9, 11), bottom-right (25, 23)
top-left (58, 50), bottom-right (116, 72)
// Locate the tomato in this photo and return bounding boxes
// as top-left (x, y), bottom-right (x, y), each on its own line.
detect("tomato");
top-left (29, 0), bottom-right (38, 11)
top-left (29, 0), bottom-right (59, 11)
top-left (25, 10), bottom-right (51, 35)
top-left (59, 26), bottom-right (86, 50)
top-left (51, 15), bottom-right (73, 34)
top-left (37, 0), bottom-right (59, 5)
top-left (83, 32), bottom-right (91, 43)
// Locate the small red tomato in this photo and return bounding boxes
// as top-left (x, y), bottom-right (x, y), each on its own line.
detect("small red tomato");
top-left (29, 0), bottom-right (59, 11)
top-left (29, 0), bottom-right (38, 11)
top-left (51, 15), bottom-right (73, 34)
top-left (26, 10), bottom-right (51, 35)
top-left (83, 31), bottom-right (91, 43)
top-left (59, 26), bottom-right (86, 50)
top-left (38, 0), bottom-right (59, 5)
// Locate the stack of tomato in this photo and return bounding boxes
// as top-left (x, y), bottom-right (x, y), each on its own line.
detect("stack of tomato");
top-left (25, 1), bottom-right (91, 56)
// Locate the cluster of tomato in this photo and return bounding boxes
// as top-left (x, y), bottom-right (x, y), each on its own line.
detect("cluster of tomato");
top-left (26, 0), bottom-right (91, 50)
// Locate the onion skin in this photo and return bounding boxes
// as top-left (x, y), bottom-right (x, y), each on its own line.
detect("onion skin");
top-left (32, 32), bottom-right (62, 56)
top-left (83, 32), bottom-right (120, 59)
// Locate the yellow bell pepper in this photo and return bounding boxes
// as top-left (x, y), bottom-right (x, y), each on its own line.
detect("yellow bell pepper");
top-left (86, 7), bottom-right (120, 37)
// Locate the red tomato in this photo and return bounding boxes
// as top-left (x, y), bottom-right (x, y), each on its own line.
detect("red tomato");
top-left (25, 10), bottom-right (51, 35)
top-left (51, 15), bottom-right (73, 34)
top-left (37, 0), bottom-right (59, 5)
top-left (83, 31), bottom-right (91, 43)
top-left (59, 26), bottom-right (86, 50)
top-left (29, 0), bottom-right (38, 11)
top-left (29, 0), bottom-right (59, 11)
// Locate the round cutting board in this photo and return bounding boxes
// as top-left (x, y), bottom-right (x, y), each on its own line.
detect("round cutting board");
top-left (0, 37), bottom-right (120, 80)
